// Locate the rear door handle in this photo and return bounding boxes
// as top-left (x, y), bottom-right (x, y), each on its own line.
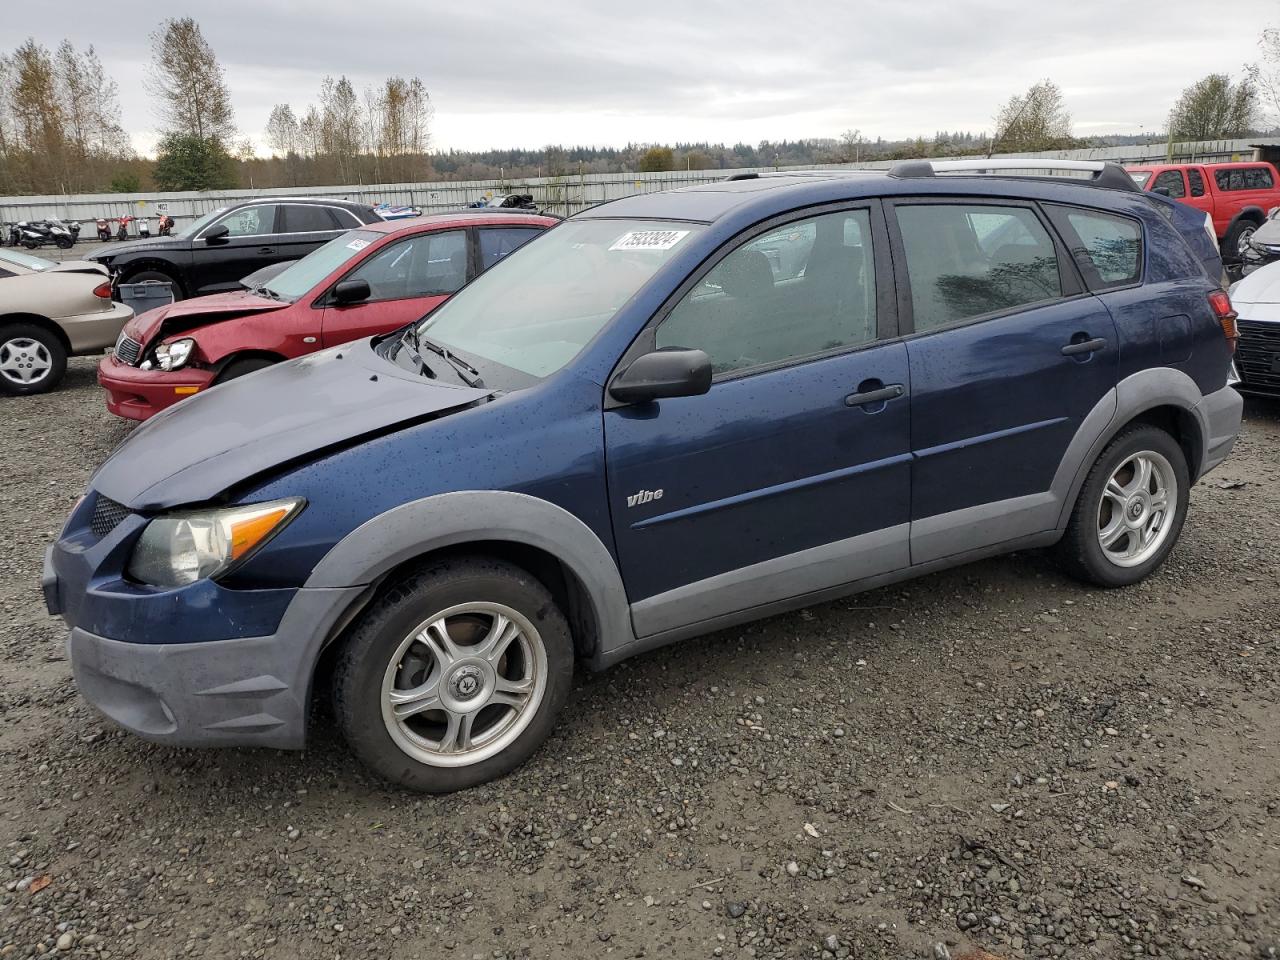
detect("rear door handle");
top-left (1061, 336), bottom-right (1107, 357)
top-left (845, 383), bottom-right (904, 407)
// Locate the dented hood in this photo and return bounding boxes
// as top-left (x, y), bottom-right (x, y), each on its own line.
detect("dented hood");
top-left (91, 339), bottom-right (491, 510)
top-left (124, 289), bottom-right (289, 345)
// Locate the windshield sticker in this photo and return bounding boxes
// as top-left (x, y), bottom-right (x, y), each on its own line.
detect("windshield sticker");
top-left (609, 230), bottom-right (690, 252)
top-left (346, 238), bottom-right (371, 251)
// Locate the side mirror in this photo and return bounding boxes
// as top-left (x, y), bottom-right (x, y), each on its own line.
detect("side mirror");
top-left (332, 278), bottom-right (371, 304)
top-left (1151, 186), bottom-right (1172, 198)
top-left (204, 224), bottom-right (230, 243)
top-left (609, 348), bottom-right (712, 405)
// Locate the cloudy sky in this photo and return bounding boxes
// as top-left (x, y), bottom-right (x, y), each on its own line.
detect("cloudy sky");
top-left (6, 0), bottom-right (1273, 156)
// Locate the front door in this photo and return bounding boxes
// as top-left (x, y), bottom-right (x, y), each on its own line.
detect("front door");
top-left (196, 203), bottom-right (280, 294)
top-left (604, 205), bottom-right (913, 638)
top-left (887, 198), bottom-right (1120, 563)
top-left (321, 229), bottom-right (469, 347)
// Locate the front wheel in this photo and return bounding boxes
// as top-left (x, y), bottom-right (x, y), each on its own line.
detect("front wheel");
top-left (1222, 220), bottom-right (1259, 263)
top-left (333, 557), bottom-right (574, 792)
top-left (124, 269), bottom-right (183, 300)
top-left (1054, 425), bottom-right (1190, 587)
top-left (54, 236), bottom-right (72, 249)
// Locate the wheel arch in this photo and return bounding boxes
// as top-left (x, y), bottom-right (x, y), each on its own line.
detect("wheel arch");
top-left (118, 257), bottom-right (187, 296)
top-left (0, 312), bottom-right (72, 355)
top-left (210, 349), bottom-right (289, 380)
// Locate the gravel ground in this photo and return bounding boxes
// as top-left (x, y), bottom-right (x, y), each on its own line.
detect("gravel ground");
top-left (1, 361), bottom-right (1279, 960)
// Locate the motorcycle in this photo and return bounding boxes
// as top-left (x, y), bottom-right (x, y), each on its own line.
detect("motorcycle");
top-left (4, 223), bottom-right (18, 247)
top-left (15, 220), bottom-right (74, 250)
top-left (137, 217), bottom-right (151, 239)
top-left (116, 215), bottom-right (135, 241)
top-left (96, 217), bottom-right (111, 242)
top-left (157, 214), bottom-right (174, 236)
top-left (48, 218), bottom-right (80, 244)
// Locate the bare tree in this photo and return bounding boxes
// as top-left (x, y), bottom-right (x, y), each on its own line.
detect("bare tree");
top-left (147, 18), bottom-right (235, 144)
top-left (319, 76), bottom-right (363, 183)
top-left (1168, 74), bottom-right (1258, 141)
top-left (265, 104), bottom-right (299, 157)
top-left (991, 80), bottom-right (1077, 154)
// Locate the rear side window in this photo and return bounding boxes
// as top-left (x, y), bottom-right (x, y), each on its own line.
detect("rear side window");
top-left (895, 204), bottom-right (1062, 332)
top-left (1153, 170), bottom-right (1186, 199)
top-left (1050, 207), bottom-right (1143, 289)
top-left (281, 204), bottom-right (338, 233)
top-left (331, 208), bottom-right (362, 228)
top-left (1215, 167), bottom-right (1276, 191)
top-left (1187, 169), bottom-right (1206, 197)
top-left (478, 227), bottom-right (542, 270)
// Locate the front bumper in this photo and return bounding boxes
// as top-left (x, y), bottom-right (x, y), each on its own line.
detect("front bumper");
top-left (65, 585), bottom-right (364, 750)
top-left (98, 353), bottom-right (215, 421)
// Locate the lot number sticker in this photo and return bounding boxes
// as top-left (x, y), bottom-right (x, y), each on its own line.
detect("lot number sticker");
top-left (610, 230), bottom-right (690, 252)
top-left (346, 238), bottom-right (371, 251)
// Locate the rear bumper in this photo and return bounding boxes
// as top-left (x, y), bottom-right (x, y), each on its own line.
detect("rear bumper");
top-left (65, 585), bottom-right (365, 750)
top-left (98, 353), bottom-right (215, 421)
top-left (61, 300), bottom-right (134, 354)
top-left (1195, 384), bottom-right (1244, 477)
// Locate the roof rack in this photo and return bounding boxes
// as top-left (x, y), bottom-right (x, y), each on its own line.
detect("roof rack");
top-left (888, 158), bottom-right (1139, 192)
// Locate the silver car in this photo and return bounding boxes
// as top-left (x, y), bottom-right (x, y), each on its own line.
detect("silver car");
top-left (0, 248), bottom-right (133, 395)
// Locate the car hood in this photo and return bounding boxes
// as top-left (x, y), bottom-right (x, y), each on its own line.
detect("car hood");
top-left (1232, 259), bottom-right (1280, 310)
top-left (124, 289), bottom-right (289, 346)
top-left (45, 260), bottom-right (109, 277)
top-left (91, 339), bottom-right (492, 510)
top-left (91, 236), bottom-right (184, 261)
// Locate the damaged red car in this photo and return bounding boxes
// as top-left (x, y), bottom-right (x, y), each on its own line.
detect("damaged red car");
top-left (99, 212), bottom-right (556, 420)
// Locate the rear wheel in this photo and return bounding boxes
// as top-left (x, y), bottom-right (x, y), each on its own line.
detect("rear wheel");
top-left (1054, 425), bottom-right (1190, 587)
top-left (0, 323), bottom-right (67, 396)
top-left (123, 269), bottom-right (183, 300)
top-left (333, 557), bottom-right (574, 792)
top-left (1222, 219), bottom-right (1260, 263)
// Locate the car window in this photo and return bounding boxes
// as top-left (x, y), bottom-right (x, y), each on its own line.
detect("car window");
top-left (1128, 171), bottom-right (1152, 188)
top-left (896, 204), bottom-right (1062, 332)
top-left (1187, 169), bottom-right (1206, 197)
top-left (346, 229), bottom-right (467, 300)
top-left (260, 229), bottom-right (381, 301)
top-left (1062, 208), bottom-right (1142, 288)
top-left (1246, 166), bottom-right (1275, 189)
top-left (1153, 170), bottom-right (1186, 199)
top-left (281, 204), bottom-right (338, 233)
top-left (331, 208), bottom-right (362, 228)
top-left (656, 209), bottom-right (877, 376)
top-left (478, 227), bottom-right (542, 270)
top-left (210, 204), bottom-right (276, 238)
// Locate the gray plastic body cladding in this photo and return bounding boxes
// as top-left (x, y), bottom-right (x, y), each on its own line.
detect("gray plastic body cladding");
top-left (305, 490), bottom-right (635, 658)
top-left (1195, 385), bottom-right (1243, 475)
top-left (67, 585), bottom-right (363, 749)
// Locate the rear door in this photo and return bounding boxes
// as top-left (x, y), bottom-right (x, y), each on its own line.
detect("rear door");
top-left (604, 204), bottom-right (913, 637)
top-left (1183, 166), bottom-right (1215, 225)
top-left (275, 204), bottom-right (349, 264)
top-left (319, 228), bottom-right (469, 347)
top-left (886, 198), bottom-right (1119, 564)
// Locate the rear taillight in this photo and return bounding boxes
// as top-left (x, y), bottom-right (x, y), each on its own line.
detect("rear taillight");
top-left (92, 281), bottom-right (112, 300)
top-left (1208, 290), bottom-right (1238, 353)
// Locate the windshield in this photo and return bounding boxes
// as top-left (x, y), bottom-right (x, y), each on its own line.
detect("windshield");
top-left (417, 219), bottom-right (703, 380)
top-left (0, 248), bottom-right (54, 272)
top-left (1128, 171), bottom-right (1152, 188)
top-left (260, 229), bottom-right (378, 300)
top-left (175, 207), bottom-right (228, 240)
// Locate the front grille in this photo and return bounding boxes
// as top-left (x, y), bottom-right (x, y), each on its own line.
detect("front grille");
top-left (1237, 319), bottom-right (1280, 394)
top-left (115, 336), bottom-right (142, 366)
top-left (89, 495), bottom-right (131, 540)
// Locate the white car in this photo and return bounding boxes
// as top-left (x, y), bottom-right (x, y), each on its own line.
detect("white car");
top-left (1229, 263), bottom-right (1280, 398)
top-left (0, 248), bottom-right (134, 396)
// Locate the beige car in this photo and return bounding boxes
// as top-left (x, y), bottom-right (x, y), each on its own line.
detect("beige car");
top-left (0, 248), bottom-right (133, 395)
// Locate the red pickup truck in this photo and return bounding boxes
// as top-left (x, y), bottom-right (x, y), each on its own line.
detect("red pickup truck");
top-left (1125, 161), bottom-right (1280, 262)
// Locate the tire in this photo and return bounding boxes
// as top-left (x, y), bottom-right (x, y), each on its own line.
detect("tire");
top-left (215, 356), bottom-right (278, 384)
top-left (0, 323), bottom-right (67, 396)
top-left (1222, 219), bottom-right (1260, 264)
top-left (333, 556), bottom-right (575, 793)
top-left (123, 269), bottom-right (184, 300)
top-left (1054, 425), bottom-right (1191, 587)
top-left (54, 236), bottom-right (72, 250)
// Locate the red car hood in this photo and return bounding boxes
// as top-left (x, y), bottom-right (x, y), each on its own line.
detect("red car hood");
top-left (124, 290), bottom-right (289, 346)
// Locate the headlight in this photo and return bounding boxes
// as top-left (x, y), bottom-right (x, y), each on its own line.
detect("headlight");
top-left (155, 338), bottom-right (195, 371)
top-left (127, 498), bottom-right (304, 587)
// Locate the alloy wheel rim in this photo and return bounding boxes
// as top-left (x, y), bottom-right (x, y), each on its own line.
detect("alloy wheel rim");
top-left (380, 602), bottom-right (547, 768)
top-left (1238, 225), bottom-right (1257, 257)
top-left (1096, 450), bottom-right (1177, 568)
top-left (0, 337), bottom-right (52, 385)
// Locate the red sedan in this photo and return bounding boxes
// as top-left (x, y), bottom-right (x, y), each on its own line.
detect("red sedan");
top-left (99, 212), bottom-right (556, 420)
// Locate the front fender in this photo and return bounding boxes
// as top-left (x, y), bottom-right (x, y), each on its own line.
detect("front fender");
top-left (304, 490), bottom-right (637, 662)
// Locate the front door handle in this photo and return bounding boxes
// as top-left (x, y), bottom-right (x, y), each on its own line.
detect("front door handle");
top-left (257, 246), bottom-right (274, 255)
top-left (1061, 336), bottom-right (1107, 357)
top-left (845, 382), bottom-right (905, 407)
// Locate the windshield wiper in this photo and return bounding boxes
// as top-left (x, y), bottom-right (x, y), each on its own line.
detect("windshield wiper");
top-left (414, 329), bottom-right (484, 387)
top-left (398, 327), bottom-right (437, 379)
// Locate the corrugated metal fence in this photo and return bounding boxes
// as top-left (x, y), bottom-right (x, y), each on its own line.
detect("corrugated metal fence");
top-left (2, 137), bottom-right (1274, 227)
